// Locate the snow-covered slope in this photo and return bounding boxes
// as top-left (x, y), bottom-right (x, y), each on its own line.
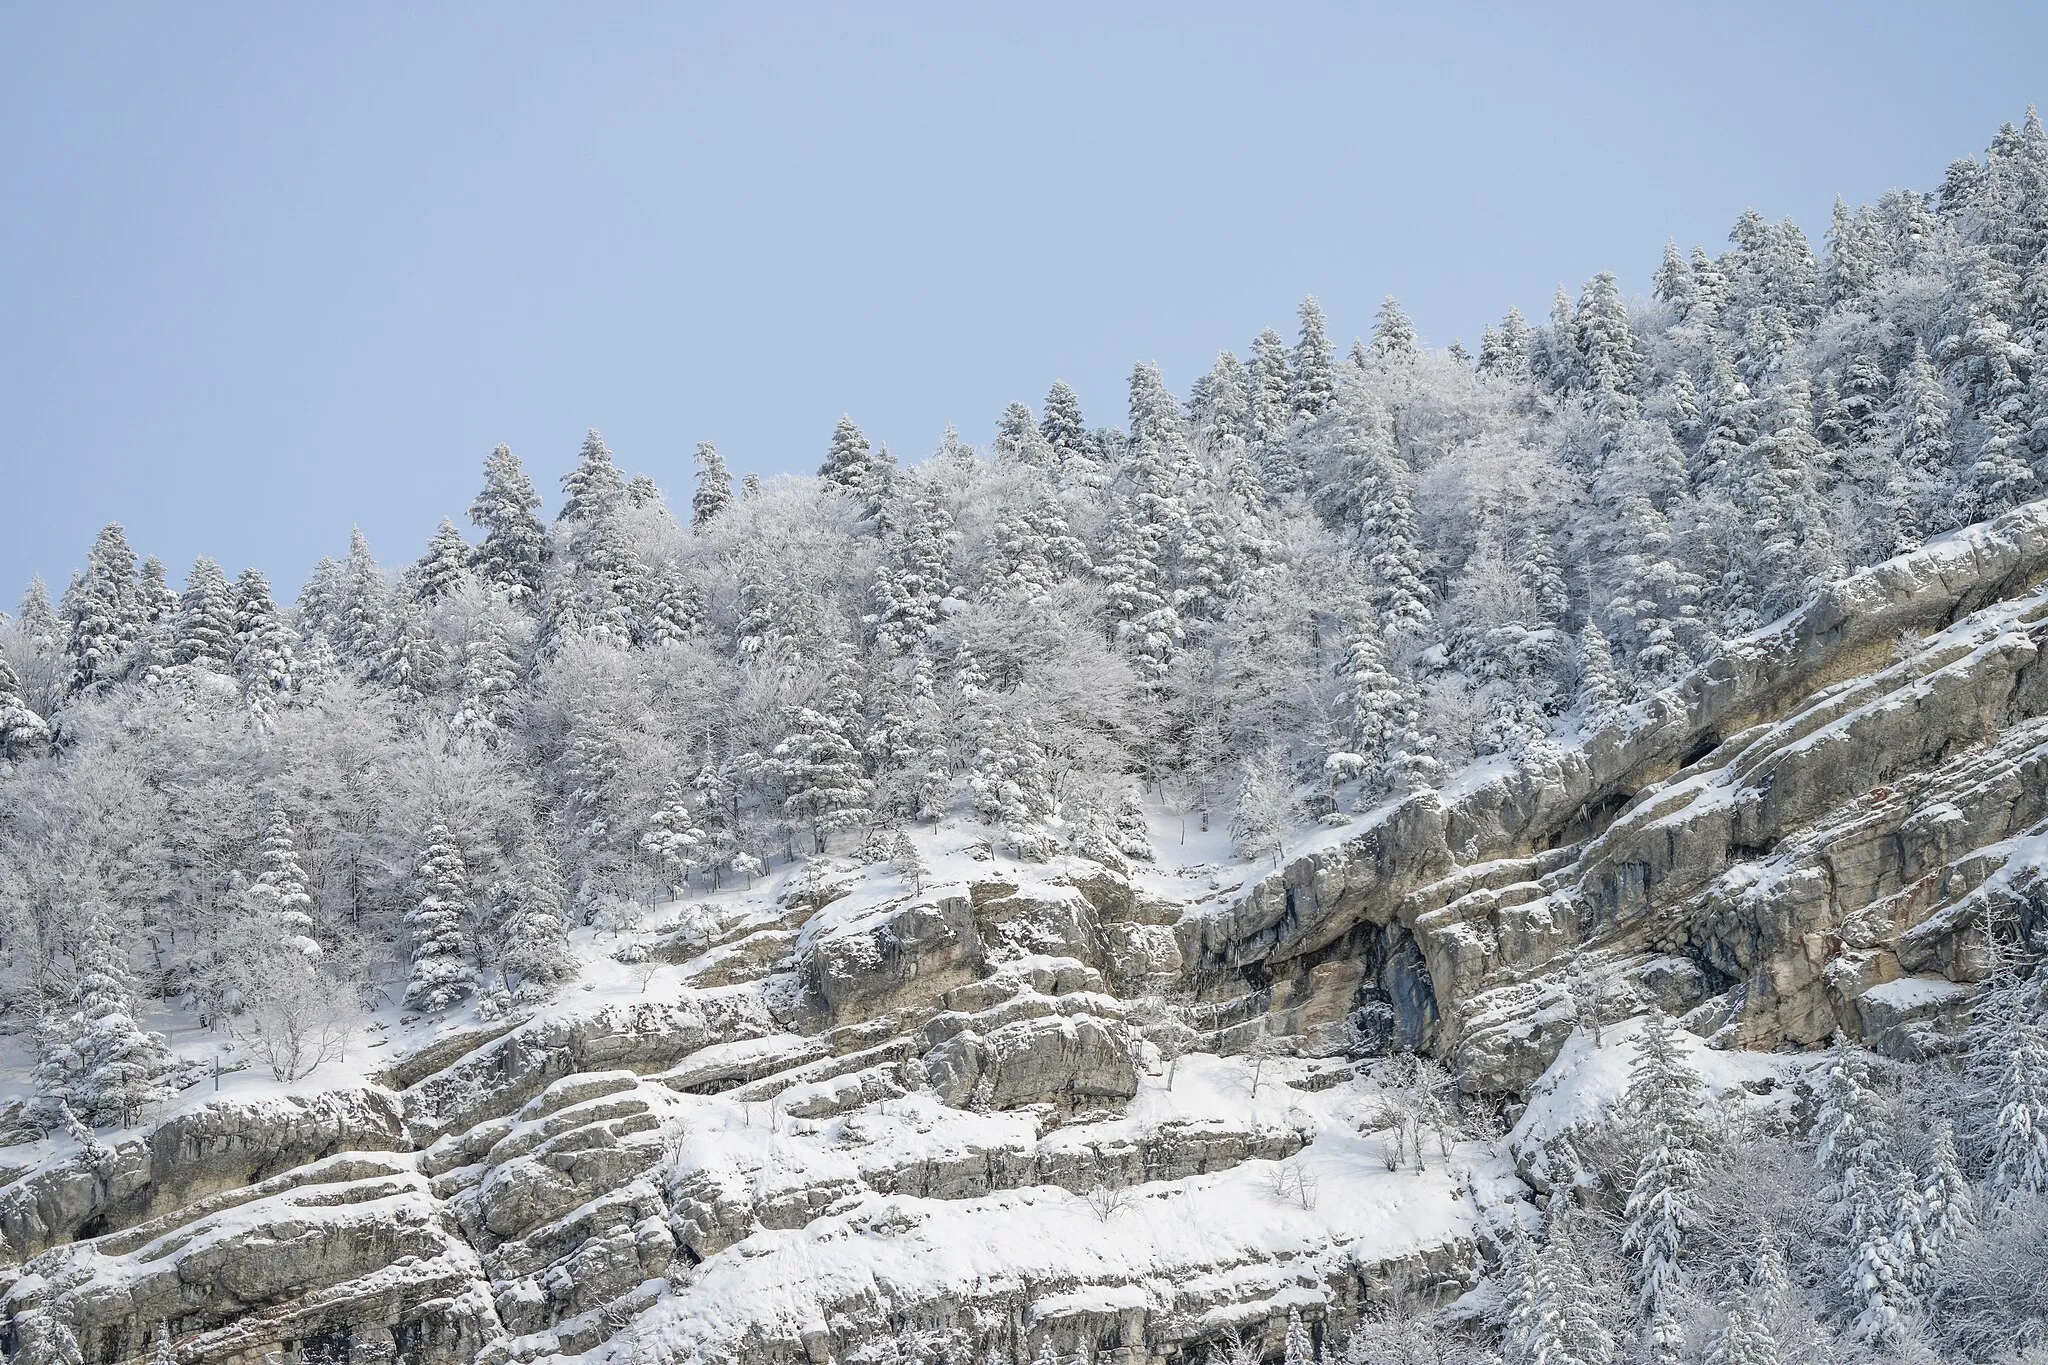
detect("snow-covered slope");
top-left (7, 504), bottom-right (2048, 1364)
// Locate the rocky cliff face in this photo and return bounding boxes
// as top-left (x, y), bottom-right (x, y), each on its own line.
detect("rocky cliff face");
top-left (7, 506), bottom-right (2048, 1365)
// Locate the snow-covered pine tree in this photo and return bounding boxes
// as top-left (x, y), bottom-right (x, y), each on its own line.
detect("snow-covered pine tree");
top-left (1500, 1227), bottom-right (1613, 1365)
top-left (689, 757), bottom-right (742, 886)
top-left (0, 651), bottom-right (49, 758)
top-left (1575, 621), bottom-right (1624, 719)
top-left (1815, 375), bottom-right (1849, 452)
top-left (1730, 374), bottom-right (1836, 622)
top-left (994, 401), bottom-right (1055, 468)
top-left (15, 577), bottom-right (61, 653)
top-left (1966, 406), bottom-right (2036, 520)
top-left (376, 605), bottom-right (436, 709)
top-left (869, 476), bottom-right (958, 657)
top-left (1536, 286), bottom-right (1583, 393)
top-left (1689, 245), bottom-right (1730, 322)
top-left (1340, 619), bottom-right (1440, 798)
top-left (1444, 508), bottom-right (1566, 740)
top-left (1194, 351), bottom-right (1252, 450)
top-left (691, 441), bottom-right (734, 529)
top-left (1836, 352), bottom-right (1889, 449)
top-left (559, 429), bottom-right (627, 526)
top-left (232, 568), bottom-right (296, 711)
top-left (296, 630), bottom-right (341, 695)
top-left (4, 578), bottom-right (63, 720)
top-left (449, 616), bottom-right (519, 741)
top-left (1664, 369), bottom-right (1705, 449)
top-left (1574, 271), bottom-right (1641, 416)
top-left (174, 556), bottom-right (238, 671)
top-left (1620, 1011), bottom-right (1710, 1316)
top-left (1914, 1119), bottom-right (1972, 1282)
top-left (133, 555), bottom-right (179, 681)
top-left (1169, 488), bottom-right (1242, 627)
top-left (1369, 297), bottom-right (1419, 365)
top-left (1126, 361), bottom-right (1187, 456)
top-left (413, 518), bottom-right (472, 605)
top-left (1347, 401), bottom-right (1431, 638)
top-left (33, 922), bottom-right (173, 1127)
top-left (484, 851), bottom-right (572, 995)
top-left (889, 831), bottom-right (927, 894)
top-left (2024, 344), bottom-right (2048, 460)
top-left (1760, 216), bottom-right (1822, 326)
top-left (985, 491), bottom-right (1088, 608)
top-left (624, 472), bottom-right (664, 509)
top-left (405, 823), bottom-right (476, 1011)
top-left (1282, 1307), bottom-right (1314, 1365)
top-left (1477, 306), bottom-right (1532, 378)
top-left (1229, 747), bottom-right (1288, 864)
top-left (1887, 342), bottom-right (1957, 547)
top-left (1703, 1283), bottom-right (1781, 1365)
top-left (1691, 351), bottom-right (1760, 492)
top-left (638, 567), bottom-right (702, 648)
top-left (776, 650), bottom-right (874, 855)
top-left (1844, 1172), bottom-right (1916, 1348)
top-left (469, 444), bottom-right (549, 602)
top-left (643, 780), bottom-right (706, 892)
top-left (1824, 197), bottom-right (1881, 312)
top-left (1935, 251), bottom-right (2028, 418)
top-left (1249, 327), bottom-right (1295, 448)
top-left (1039, 381), bottom-right (1092, 476)
top-left (967, 700), bottom-right (1055, 842)
top-left (64, 523), bottom-right (143, 697)
top-left (1653, 240), bottom-right (1696, 317)
top-left (1813, 1036), bottom-right (1893, 1237)
top-left (820, 415), bottom-right (891, 516)
top-left (1968, 967), bottom-right (2048, 1202)
top-left (244, 808), bottom-right (319, 958)
top-left (1095, 455), bottom-right (1180, 684)
top-left (1292, 296), bottom-right (1337, 418)
top-left (330, 527), bottom-right (393, 668)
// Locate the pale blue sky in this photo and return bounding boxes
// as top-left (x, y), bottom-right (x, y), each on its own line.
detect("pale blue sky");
top-left (4, 3), bottom-right (2045, 598)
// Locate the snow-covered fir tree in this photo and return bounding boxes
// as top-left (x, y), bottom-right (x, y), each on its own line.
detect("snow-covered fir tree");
top-left (33, 921), bottom-right (172, 1127)
top-left (1369, 297), bottom-right (1419, 365)
top-left (412, 518), bottom-right (473, 605)
top-left (406, 823), bottom-right (476, 1011)
top-left (232, 567), bottom-right (296, 711)
top-left (1292, 296), bottom-right (1337, 418)
top-left (691, 440), bottom-right (733, 529)
top-left (0, 651), bottom-right (48, 758)
top-left (175, 555), bottom-right (238, 671)
top-left (244, 808), bottom-right (319, 959)
top-left (1282, 1307), bottom-right (1314, 1365)
top-left (64, 523), bottom-right (142, 698)
top-left (558, 428), bottom-right (627, 527)
top-left (470, 444), bottom-right (550, 602)
top-left (483, 851), bottom-right (572, 995)
top-left (1501, 1226), bottom-right (1613, 1365)
top-left (1620, 1012), bottom-right (1711, 1317)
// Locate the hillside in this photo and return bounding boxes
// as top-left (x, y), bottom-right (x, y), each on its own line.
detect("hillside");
top-left (4, 114), bottom-right (2048, 1365)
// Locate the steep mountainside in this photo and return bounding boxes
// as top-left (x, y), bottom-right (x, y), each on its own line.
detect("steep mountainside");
top-left (6, 505), bottom-right (2047, 1365)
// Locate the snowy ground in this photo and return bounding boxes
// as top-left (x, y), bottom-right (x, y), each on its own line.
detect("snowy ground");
top-left (609, 1050), bottom-right (1529, 1364)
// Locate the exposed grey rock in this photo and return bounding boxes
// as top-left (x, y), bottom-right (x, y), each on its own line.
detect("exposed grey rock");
top-left (404, 990), bottom-right (775, 1140)
top-left (0, 1086), bottom-right (406, 1266)
top-left (923, 1012), bottom-right (1139, 1113)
